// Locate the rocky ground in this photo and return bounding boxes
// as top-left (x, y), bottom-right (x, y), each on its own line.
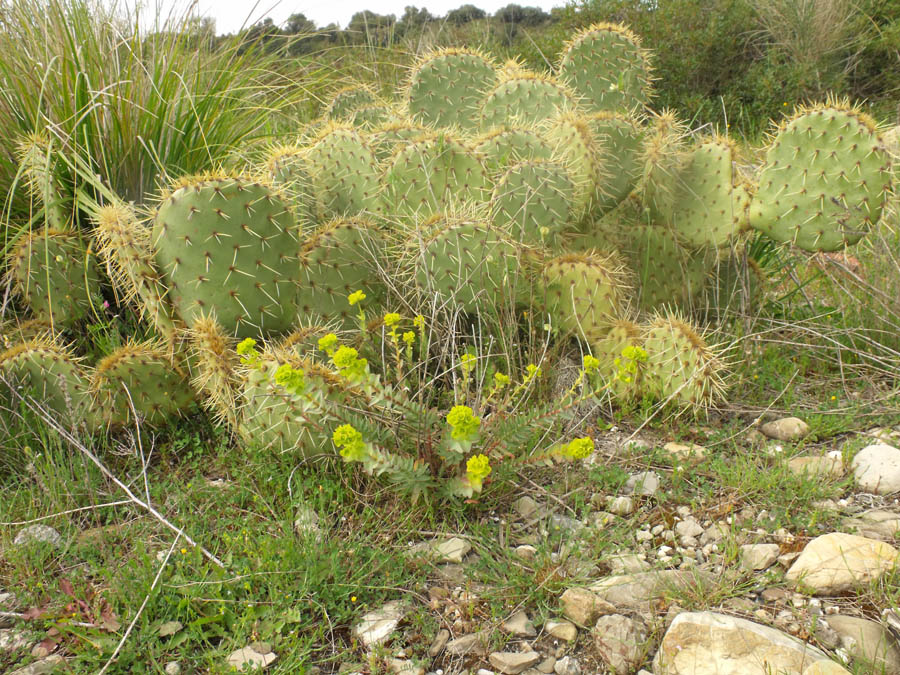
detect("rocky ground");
top-left (3, 419), bottom-right (900, 674)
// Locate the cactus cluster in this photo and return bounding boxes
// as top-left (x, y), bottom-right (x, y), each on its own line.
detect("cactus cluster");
top-left (1, 22), bottom-right (894, 439)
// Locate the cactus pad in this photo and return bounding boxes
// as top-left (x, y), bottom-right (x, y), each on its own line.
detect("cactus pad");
top-left (474, 127), bottom-right (554, 175)
top-left (266, 146), bottom-right (318, 231)
top-left (491, 160), bottom-right (576, 246)
top-left (326, 84), bottom-right (377, 121)
top-left (589, 112), bottom-right (645, 212)
top-left (480, 73), bottom-right (575, 129)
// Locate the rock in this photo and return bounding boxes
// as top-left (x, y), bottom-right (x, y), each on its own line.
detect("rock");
top-left (823, 614), bottom-right (900, 675)
top-left (165, 662), bottom-right (181, 675)
top-left (31, 643), bottom-right (52, 659)
top-left (592, 512), bottom-right (617, 529)
top-left (293, 506), bottom-right (322, 540)
top-left (788, 456), bottom-right (844, 479)
top-left (607, 496), bottom-right (635, 516)
top-left (351, 600), bottom-right (406, 648)
top-left (589, 570), bottom-right (711, 612)
top-left (785, 533), bottom-right (899, 594)
top-left (843, 510), bottom-right (900, 541)
top-left (515, 496), bottom-right (541, 520)
top-left (7, 655), bottom-right (65, 675)
top-left (700, 522), bottom-right (729, 545)
top-left (608, 553), bottom-right (650, 575)
top-left (515, 545), bottom-right (537, 560)
top-left (674, 518), bottom-right (704, 540)
top-left (593, 614), bottom-right (647, 674)
top-left (625, 471), bottom-right (660, 497)
top-left (545, 619), bottom-right (577, 641)
top-left (501, 610), bottom-right (536, 637)
top-left (653, 611), bottom-right (830, 674)
top-left (0, 629), bottom-right (32, 652)
top-left (13, 525), bottom-right (61, 548)
top-left (852, 444), bottom-right (900, 494)
top-left (388, 659), bottom-right (425, 675)
top-left (226, 646), bottom-right (278, 671)
top-left (553, 656), bottom-right (581, 675)
top-left (434, 537), bottom-right (471, 563)
top-left (536, 656), bottom-right (556, 674)
top-left (663, 442), bottom-right (707, 462)
top-left (761, 417), bottom-right (810, 441)
top-left (489, 651), bottom-right (541, 675)
top-left (560, 587), bottom-right (615, 626)
top-left (429, 629), bottom-right (450, 656)
top-left (802, 662), bottom-right (852, 674)
top-left (740, 544), bottom-right (781, 570)
top-left (446, 631), bottom-right (490, 656)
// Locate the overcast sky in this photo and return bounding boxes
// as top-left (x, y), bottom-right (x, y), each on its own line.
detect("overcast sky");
top-left (150, 0), bottom-right (566, 34)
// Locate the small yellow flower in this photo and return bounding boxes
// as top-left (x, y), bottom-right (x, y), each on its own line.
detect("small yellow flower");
top-left (180, 548), bottom-right (187, 555)
top-left (413, 314), bottom-right (425, 331)
top-left (402, 331), bottom-right (415, 345)
top-left (466, 454), bottom-right (492, 489)
top-left (317, 333), bottom-right (339, 354)
top-left (350, 596), bottom-right (357, 603)
top-left (582, 354), bottom-right (600, 375)
top-left (565, 437), bottom-right (594, 459)
top-left (494, 372), bottom-right (510, 387)
top-left (447, 405), bottom-right (481, 441)
top-left (384, 312), bottom-right (401, 327)
top-left (830, 395), bottom-right (837, 401)
top-left (348, 290), bottom-right (366, 306)
top-left (753, 374), bottom-right (759, 380)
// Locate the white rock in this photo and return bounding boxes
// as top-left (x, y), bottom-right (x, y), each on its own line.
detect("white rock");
top-left (740, 544), bottom-right (781, 570)
top-left (446, 631), bottom-right (490, 656)
top-left (515, 545), bottom-right (537, 560)
top-left (553, 656), bottom-right (581, 675)
top-left (760, 417), bottom-right (810, 441)
top-left (589, 570), bottom-right (711, 612)
top-left (0, 629), bottom-right (32, 652)
top-left (388, 658), bottom-right (425, 675)
top-left (434, 537), bottom-right (471, 563)
top-left (785, 533), bottom-right (899, 594)
top-left (501, 610), bottom-right (536, 637)
top-left (545, 620), bottom-right (577, 641)
top-left (13, 525), bottom-right (61, 548)
top-left (788, 456), bottom-right (844, 479)
top-left (489, 651), bottom-right (541, 675)
top-left (653, 611), bottom-right (829, 674)
top-left (560, 587), bottom-right (615, 626)
top-left (608, 553), bottom-right (650, 574)
top-left (226, 646), bottom-right (277, 671)
top-left (7, 655), bottom-right (64, 675)
top-left (515, 496), bottom-right (541, 520)
top-left (351, 600), bottom-right (406, 648)
top-left (823, 614), bottom-right (900, 675)
top-left (852, 444), bottom-right (900, 494)
top-left (164, 662), bottom-right (181, 675)
top-left (674, 519), bottom-right (704, 539)
top-left (607, 496), bottom-right (635, 516)
top-left (663, 442), bottom-right (707, 462)
top-left (625, 471), bottom-right (660, 497)
top-left (593, 614), bottom-right (647, 673)
top-left (843, 510), bottom-right (900, 541)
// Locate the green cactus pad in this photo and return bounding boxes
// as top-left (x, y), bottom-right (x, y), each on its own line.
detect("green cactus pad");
top-left (541, 252), bottom-right (629, 341)
top-left (544, 113), bottom-right (606, 219)
top-left (267, 146), bottom-right (318, 232)
top-left (474, 127), bottom-right (554, 175)
top-left (296, 218), bottom-right (386, 325)
top-left (6, 229), bottom-right (101, 328)
top-left (480, 73), bottom-right (576, 130)
top-left (407, 48), bottom-right (498, 131)
top-left (349, 103), bottom-right (394, 129)
top-left (0, 337), bottom-right (95, 427)
top-left (369, 121), bottom-right (431, 162)
top-left (276, 323), bottom-right (341, 358)
top-left (490, 160), bottom-right (576, 246)
top-left (384, 134), bottom-right (490, 220)
top-left (558, 23), bottom-right (653, 113)
top-left (326, 84), bottom-right (377, 121)
top-left (305, 124), bottom-right (383, 220)
top-left (152, 175), bottom-right (299, 338)
top-left (187, 315), bottom-right (240, 429)
top-left (588, 112), bottom-right (645, 212)
top-left (749, 103), bottom-right (892, 251)
top-left (412, 217), bottom-right (521, 313)
top-left (92, 342), bottom-right (195, 427)
top-left (643, 312), bottom-right (726, 411)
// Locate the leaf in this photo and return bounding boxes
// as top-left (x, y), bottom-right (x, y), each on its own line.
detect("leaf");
top-left (58, 578), bottom-right (75, 597)
top-left (158, 620), bottom-right (183, 637)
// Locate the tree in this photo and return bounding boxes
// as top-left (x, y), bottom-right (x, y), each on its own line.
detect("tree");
top-left (347, 10), bottom-right (396, 45)
top-left (447, 4), bottom-right (486, 25)
top-left (396, 6), bottom-right (433, 39)
top-left (285, 13), bottom-right (316, 35)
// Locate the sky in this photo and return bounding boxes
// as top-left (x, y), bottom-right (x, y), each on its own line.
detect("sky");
top-left (152, 0), bottom-right (566, 34)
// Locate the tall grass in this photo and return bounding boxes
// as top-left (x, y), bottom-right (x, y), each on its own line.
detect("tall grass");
top-left (0, 0), bottom-right (310, 227)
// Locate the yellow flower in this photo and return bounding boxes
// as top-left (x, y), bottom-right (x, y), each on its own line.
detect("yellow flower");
top-left (493, 372), bottom-right (510, 387)
top-left (413, 314), bottom-right (425, 331)
top-left (348, 290), bottom-right (366, 306)
top-left (333, 345), bottom-right (359, 369)
top-left (332, 424), bottom-right (366, 462)
top-left (582, 354), bottom-right (600, 375)
top-left (351, 596), bottom-right (357, 603)
top-left (236, 337), bottom-right (257, 356)
top-left (460, 352), bottom-right (476, 374)
top-left (466, 454), bottom-right (491, 489)
top-left (384, 312), bottom-right (401, 327)
top-left (446, 405), bottom-right (481, 441)
top-left (402, 331), bottom-right (416, 345)
top-left (317, 333), bottom-right (339, 354)
top-left (180, 548), bottom-right (187, 555)
top-left (565, 437), bottom-right (594, 459)
top-left (274, 363), bottom-right (305, 394)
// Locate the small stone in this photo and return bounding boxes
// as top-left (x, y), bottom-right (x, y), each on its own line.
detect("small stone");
top-left (740, 543), bottom-right (781, 570)
top-left (592, 511), bottom-right (617, 529)
top-left (501, 610), bottom-right (536, 637)
top-left (592, 614), bottom-right (647, 674)
top-left (624, 471), bottom-right (660, 497)
top-left (388, 659), bottom-right (425, 675)
top-left (560, 587), bottom-right (615, 626)
top-left (545, 619), bottom-right (577, 641)
top-left (761, 417), bottom-right (810, 441)
top-left (590, 570), bottom-right (712, 612)
top-left (165, 662), bottom-right (181, 675)
top-left (0, 629), bottom-right (32, 652)
top-left (428, 629), bottom-right (450, 657)
top-left (489, 651), bottom-right (541, 675)
top-left (7, 655), bottom-right (65, 675)
top-left (608, 553), bottom-right (650, 574)
top-left (477, 670), bottom-right (495, 675)
top-left (674, 519), bottom-right (704, 539)
top-left (549, 513), bottom-right (583, 534)
top-left (843, 510), bottom-right (900, 541)
top-left (852, 444), bottom-right (900, 494)
top-left (226, 646), bottom-right (277, 671)
top-left (536, 657), bottom-right (556, 674)
top-left (515, 545), bottom-right (537, 560)
top-left (761, 587), bottom-right (790, 603)
top-left (31, 643), bottom-right (52, 659)
top-left (351, 600), bottom-right (406, 648)
top-left (553, 656), bottom-right (581, 675)
top-left (434, 537), bottom-right (471, 563)
top-left (785, 533), bottom-right (899, 594)
top-left (515, 496), bottom-right (541, 520)
top-left (824, 614), bottom-right (900, 675)
top-left (812, 618), bottom-right (841, 650)
top-left (663, 442), bottom-right (707, 462)
top-left (607, 496), bottom-right (635, 516)
top-left (13, 525), bottom-right (61, 548)
top-left (700, 522), bottom-right (729, 545)
top-left (446, 631), bottom-right (490, 656)
top-left (788, 456), bottom-right (844, 479)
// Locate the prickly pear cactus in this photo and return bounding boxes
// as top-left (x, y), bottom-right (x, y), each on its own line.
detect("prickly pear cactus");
top-left (558, 23), bottom-right (653, 113)
top-left (187, 315), bottom-right (240, 428)
top-left (474, 126), bottom-right (555, 175)
top-left (385, 134), bottom-right (490, 220)
top-left (91, 341), bottom-right (195, 427)
top-left (0, 337), bottom-right (95, 428)
top-left (6, 229), bottom-right (101, 328)
top-left (588, 112), bottom-right (645, 212)
top-left (592, 318), bottom-right (643, 399)
top-left (305, 124), bottom-right (383, 220)
top-left (490, 160), bottom-right (576, 246)
top-left (544, 113), bottom-right (606, 219)
top-left (152, 175), bottom-right (299, 338)
top-left (643, 312), bottom-right (725, 411)
top-left (326, 84), bottom-right (377, 121)
top-left (17, 132), bottom-right (69, 231)
top-left (411, 216), bottom-right (521, 313)
top-left (480, 72), bottom-right (576, 130)
top-left (266, 146), bottom-right (318, 231)
top-left (296, 218), bottom-right (385, 325)
top-left (541, 252), bottom-right (629, 341)
top-left (406, 48), bottom-right (498, 131)
top-left (349, 103), bottom-right (394, 130)
top-left (749, 102), bottom-right (892, 251)
top-left (369, 120), bottom-right (431, 162)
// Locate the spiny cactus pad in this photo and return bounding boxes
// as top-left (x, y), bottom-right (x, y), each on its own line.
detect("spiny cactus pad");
top-left (267, 146), bottom-right (318, 231)
top-left (589, 112), bottom-right (645, 212)
top-left (407, 48), bottom-right (497, 131)
top-left (491, 160), bottom-right (576, 245)
top-left (558, 23), bottom-right (653, 113)
top-left (480, 74), bottom-right (575, 130)
top-left (187, 315), bottom-right (240, 428)
top-left (474, 127), bottom-right (555, 175)
top-left (749, 103), bottom-right (892, 251)
top-left (305, 125), bottom-right (383, 220)
top-left (326, 84), bottom-right (377, 121)
top-left (152, 176), bottom-right (299, 338)
top-left (6, 229), bottom-right (101, 327)
top-left (592, 319), bottom-right (643, 399)
top-left (385, 134), bottom-right (490, 219)
top-left (544, 113), bottom-right (606, 219)
top-left (541, 252), bottom-right (629, 341)
top-left (369, 121), bottom-right (431, 162)
top-left (92, 342), bottom-right (195, 427)
top-left (643, 313), bottom-right (725, 411)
